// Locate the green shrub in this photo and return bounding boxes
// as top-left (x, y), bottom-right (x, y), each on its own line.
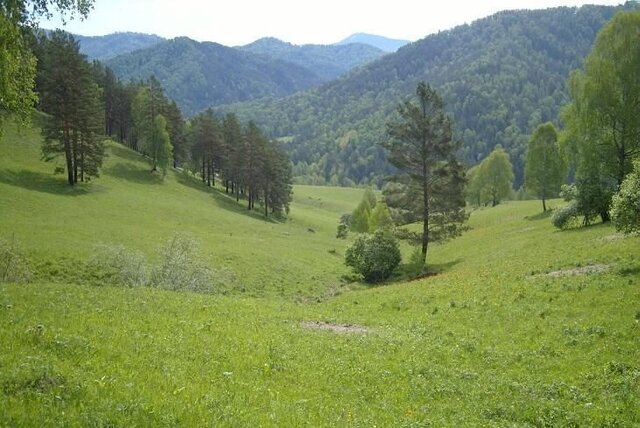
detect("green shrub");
top-left (344, 230), bottom-right (401, 283)
top-left (86, 244), bottom-right (148, 287)
top-left (150, 234), bottom-right (214, 293)
top-left (551, 201), bottom-right (579, 230)
top-left (0, 236), bottom-right (31, 283)
top-left (611, 161), bottom-right (640, 234)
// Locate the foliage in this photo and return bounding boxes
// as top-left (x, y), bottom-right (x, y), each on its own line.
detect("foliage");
top-left (383, 82), bottom-right (467, 265)
top-left (0, 13), bottom-right (37, 136)
top-left (551, 201), bottom-right (579, 230)
top-left (336, 213), bottom-right (350, 238)
top-left (86, 244), bottom-right (147, 287)
top-left (76, 32), bottom-right (164, 60)
top-left (525, 122), bottom-right (566, 211)
top-left (611, 160), bottom-right (640, 234)
top-left (562, 10), bottom-right (640, 188)
top-left (238, 37), bottom-right (385, 81)
top-left (0, 236), bottom-right (31, 283)
top-left (0, 0), bottom-right (93, 135)
top-left (344, 230), bottom-right (401, 283)
top-left (107, 37), bottom-right (322, 117)
top-left (368, 201), bottom-right (394, 232)
top-left (473, 146), bottom-right (514, 207)
top-left (553, 179), bottom-right (616, 229)
top-left (350, 194), bottom-right (373, 233)
top-left (39, 30), bottom-right (105, 185)
top-left (218, 5), bottom-right (635, 186)
top-left (150, 114), bottom-right (172, 176)
top-left (150, 234), bottom-right (215, 293)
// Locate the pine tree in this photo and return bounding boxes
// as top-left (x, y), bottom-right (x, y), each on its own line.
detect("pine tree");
top-left (40, 30), bottom-right (105, 185)
top-left (382, 82), bottom-right (467, 265)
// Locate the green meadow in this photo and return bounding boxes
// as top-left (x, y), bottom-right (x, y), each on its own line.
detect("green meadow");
top-left (1, 121), bottom-right (639, 426)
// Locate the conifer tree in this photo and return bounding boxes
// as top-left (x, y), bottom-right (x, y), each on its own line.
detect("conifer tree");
top-left (382, 82), bottom-right (467, 265)
top-left (40, 30), bottom-right (104, 185)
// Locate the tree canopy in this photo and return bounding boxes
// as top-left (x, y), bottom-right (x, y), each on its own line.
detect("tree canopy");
top-left (525, 122), bottom-right (566, 211)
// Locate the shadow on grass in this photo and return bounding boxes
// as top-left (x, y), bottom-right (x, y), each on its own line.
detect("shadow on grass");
top-left (175, 170), bottom-right (278, 223)
top-left (0, 168), bottom-right (93, 196)
top-left (525, 210), bottom-right (553, 221)
top-left (105, 162), bottom-right (164, 185)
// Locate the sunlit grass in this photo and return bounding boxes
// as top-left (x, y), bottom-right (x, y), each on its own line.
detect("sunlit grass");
top-left (1, 120), bottom-right (638, 425)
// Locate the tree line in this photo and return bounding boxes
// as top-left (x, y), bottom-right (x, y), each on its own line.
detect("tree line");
top-left (0, 6), bottom-right (293, 217)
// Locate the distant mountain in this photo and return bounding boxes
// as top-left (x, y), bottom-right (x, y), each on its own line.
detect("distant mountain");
top-left (106, 37), bottom-right (322, 116)
top-left (74, 32), bottom-right (165, 60)
top-left (238, 37), bottom-right (385, 81)
top-left (217, 4), bottom-right (637, 187)
top-left (335, 33), bottom-right (410, 52)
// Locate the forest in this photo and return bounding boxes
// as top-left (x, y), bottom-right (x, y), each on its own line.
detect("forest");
top-left (216, 4), bottom-right (636, 187)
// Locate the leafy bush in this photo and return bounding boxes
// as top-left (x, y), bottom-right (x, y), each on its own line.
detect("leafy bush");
top-left (611, 161), bottom-right (640, 234)
top-left (87, 244), bottom-right (148, 287)
top-left (551, 201), bottom-right (579, 230)
top-left (0, 236), bottom-right (31, 283)
top-left (150, 234), bottom-right (215, 293)
top-left (344, 230), bottom-right (401, 283)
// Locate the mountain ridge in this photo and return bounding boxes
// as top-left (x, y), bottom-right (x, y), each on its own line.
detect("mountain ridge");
top-left (335, 32), bottom-right (410, 52)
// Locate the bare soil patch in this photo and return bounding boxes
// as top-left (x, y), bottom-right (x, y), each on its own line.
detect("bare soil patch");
top-left (301, 321), bottom-right (368, 334)
top-left (545, 264), bottom-right (610, 277)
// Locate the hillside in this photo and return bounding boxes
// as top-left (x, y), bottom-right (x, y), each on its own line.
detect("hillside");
top-left (75, 32), bottom-right (165, 60)
top-left (107, 37), bottom-right (322, 116)
top-left (238, 37), bottom-right (385, 81)
top-left (218, 4), bottom-right (636, 187)
top-left (1, 119), bottom-right (638, 425)
top-left (0, 118), bottom-right (356, 298)
top-left (335, 32), bottom-right (410, 52)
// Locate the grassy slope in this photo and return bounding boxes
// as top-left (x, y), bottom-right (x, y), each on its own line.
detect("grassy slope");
top-left (0, 120), bottom-right (359, 298)
top-left (1, 121), bottom-right (639, 426)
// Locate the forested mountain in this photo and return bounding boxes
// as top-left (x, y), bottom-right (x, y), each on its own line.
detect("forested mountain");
top-left (107, 37), bottom-right (322, 116)
top-left (238, 37), bottom-right (385, 81)
top-left (75, 32), bottom-right (165, 60)
top-left (335, 33), bottom-right (410, 52)
top-left (216, 4), bottom-right (637, 187)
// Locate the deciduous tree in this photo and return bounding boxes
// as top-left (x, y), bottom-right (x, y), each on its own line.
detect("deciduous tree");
top-left (525, 122), bottom-right (566, 211)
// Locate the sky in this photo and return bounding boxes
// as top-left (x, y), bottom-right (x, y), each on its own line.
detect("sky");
top-left (40, 0), bottom-right (624, 46)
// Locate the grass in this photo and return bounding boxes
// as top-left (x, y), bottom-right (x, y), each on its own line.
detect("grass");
top-left (1, 119), bottom-right (639, 426)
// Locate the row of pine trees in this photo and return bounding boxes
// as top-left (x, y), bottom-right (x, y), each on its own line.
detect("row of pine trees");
top-left (32, 30), bottom-right (292, 217)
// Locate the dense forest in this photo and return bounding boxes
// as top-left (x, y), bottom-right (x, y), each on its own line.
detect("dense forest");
top-left (238, 37), bottom-right (385, 81)
top-left (106, 37), bottom-right (322, 117)
top-left (216, 4), bottom-right (637, 187)
top-left (75, 32), bottom-right (165, 60)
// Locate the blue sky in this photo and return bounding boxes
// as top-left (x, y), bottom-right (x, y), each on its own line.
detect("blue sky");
top-left (41, 0), bottom-right (624, 46)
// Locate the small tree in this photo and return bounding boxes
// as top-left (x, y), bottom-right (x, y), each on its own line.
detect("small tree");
top-left (350, 193), bottom-right (374, 233)
top-left (611, 160), bottom-right (640, 234)
top-left (345, 230), bottom-right (401, 283)
top-left (151, 114), bottom-right (172, 176)
top-left (369, 201), bottom-right (394, 232)
top-left (525, 123), bottom-right (566, 211)
top-left (475, 146), bottom-right (514, 206)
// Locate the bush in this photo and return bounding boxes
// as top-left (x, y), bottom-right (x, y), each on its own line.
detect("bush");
top-left (611, 161), bottom-right (640, 234)
top-left (0, 236), bottom-right (31, 283)
top-left (551, 201), bottom-right (579, 230)
top-left (151, 234), bottom-right (215, 293)
top-left (86, 244), bottom-right (148, 287)
top-left (345, 230), bottom-right (401, 283)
